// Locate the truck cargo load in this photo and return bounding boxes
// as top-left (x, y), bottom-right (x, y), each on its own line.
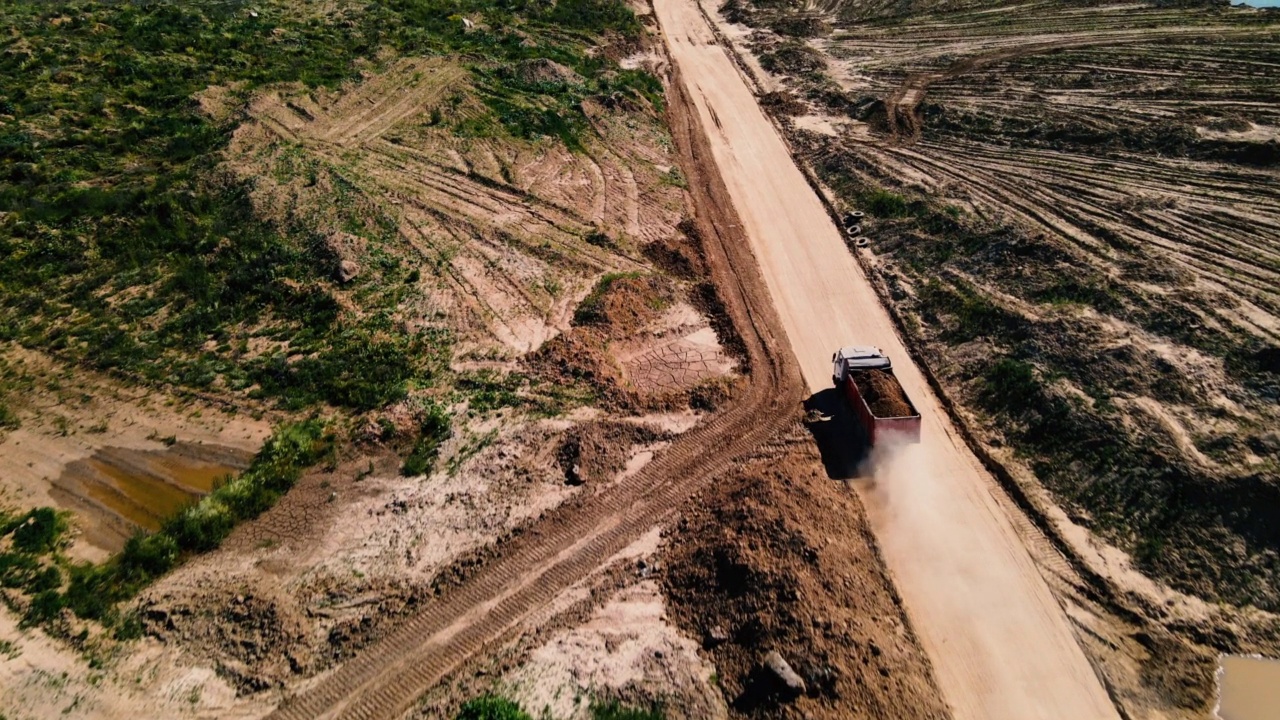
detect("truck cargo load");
top-left (832, 346), bottom-right (922, 446)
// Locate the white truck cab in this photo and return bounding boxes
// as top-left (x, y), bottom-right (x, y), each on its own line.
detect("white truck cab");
top-left (832, 345), bottom-right (892, 386)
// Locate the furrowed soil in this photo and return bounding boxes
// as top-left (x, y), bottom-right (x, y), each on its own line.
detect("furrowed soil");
top-left (0, 4), bottom-right (951, 720)
top-left (705, 0), bottom-right (1280, 716)
top-left (0, 5), bottom-right (759, 720)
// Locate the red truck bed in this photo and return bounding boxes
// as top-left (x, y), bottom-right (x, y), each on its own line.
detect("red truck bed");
top-left (833, 346), bottom-right (922, 446)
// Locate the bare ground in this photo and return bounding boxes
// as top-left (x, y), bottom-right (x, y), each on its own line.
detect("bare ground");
top-left (662, 423), bottom-right (948, 720)
top-left (701, 0), bottom-right (1280, 716)
top-left (0, 346), bottom-right (272, 560)
top-left (0, 31), bottom-right (748, 720)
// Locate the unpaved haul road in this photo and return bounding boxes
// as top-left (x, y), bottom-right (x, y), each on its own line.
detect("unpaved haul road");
top-left (652, 1), bottom-right (1121, 718)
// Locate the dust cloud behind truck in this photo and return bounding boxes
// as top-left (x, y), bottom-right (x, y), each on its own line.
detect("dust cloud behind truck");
top-left (832, 346), bottom-right (922, 446)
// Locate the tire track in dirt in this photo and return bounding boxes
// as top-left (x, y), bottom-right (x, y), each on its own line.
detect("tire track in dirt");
top-left (898, 139), bottom-right (1280, 301)
top-left (882, 27), bottom-right (1272, 145)
top-left (263, 63), bottom-right (806, 720)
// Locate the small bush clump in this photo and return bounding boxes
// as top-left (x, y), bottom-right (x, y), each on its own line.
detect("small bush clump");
top-left (456, 695), bottom-right (532, 720)
top-left (402, 403), bottom-right (453, 476)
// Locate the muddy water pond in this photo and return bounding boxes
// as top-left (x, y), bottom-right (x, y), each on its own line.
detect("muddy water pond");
top-left (1217, 654), bottom-right (1280, 720)
top-left (50, 442), bottom-right (253, 552)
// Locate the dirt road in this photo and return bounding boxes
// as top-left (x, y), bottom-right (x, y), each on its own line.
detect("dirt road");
top-left (652, 0), bottom-right (1121, 717)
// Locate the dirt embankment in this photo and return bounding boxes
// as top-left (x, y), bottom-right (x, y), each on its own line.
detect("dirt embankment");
top-left (663, 425), bottom-right (948, 719)
top-left (530, 267), bottom-right (741, 411)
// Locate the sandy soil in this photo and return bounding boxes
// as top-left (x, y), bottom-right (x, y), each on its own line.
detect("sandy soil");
top-left (0, 41), bottom-right (743, 720)
top-left (225, 57), bottom-right (693, 361)
top-left (504, 578), bottom-right (725, 720)
top-left (651, 0), bottom-right (1119, 716)
top-left (408, 527), bottom-right (729, 720)
top-left (706, 0), bottom-right (1280, 715)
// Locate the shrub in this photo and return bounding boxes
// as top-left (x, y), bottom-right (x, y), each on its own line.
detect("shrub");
top-left (63, 562), bottom-right (118, 621)
top-left (591, 700), bottom-right (665, 720)
top-left (0, 401), bottom-right (18, 430)
top-left (24, 589), bottom-right (65, 627)
top-left (402, 403), bottom-right (453, 476)
top-left (456, 696), bottom-right (532, 720)
top-left (861, 188), bottom-right (911, 218)
top-left (251, 331), bottom-right (430, 411)
top-left (0, 551), bottom-right (40, 589)
top-left (573, 272), bottom-right (644, 326)
top-left (10, 508), bottom-right (67, 555)
top-left (979, 358), bottom-right (1043, 413)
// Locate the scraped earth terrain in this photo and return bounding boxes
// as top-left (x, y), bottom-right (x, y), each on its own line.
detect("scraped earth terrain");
top-left (703, 0), bottom-right (1280, 716)
top-left (0, 7), bottom-right (949, 720)
top-left (12, 1), bottom-right (1279, 719)
top-left (0, 23), bottom-right (759, 720)
top-left (0, 347), bottom-right (273, 560)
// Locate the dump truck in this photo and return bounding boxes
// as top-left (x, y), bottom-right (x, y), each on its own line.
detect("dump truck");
top-left (832, 345), bottom-right (922, 446)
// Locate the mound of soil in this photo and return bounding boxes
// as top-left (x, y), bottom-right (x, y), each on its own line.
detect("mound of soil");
top-left (140, 585), bottom-right (315, 693)
top-left (574, 273), bottom-right (677, 336)
top-left (556, 421), bottom-right (671, 486)
top-left (760, 91), bottom-right (808, 117)
top-left (662, 427), bottom-right (947, 719)
top-left (533, 268), bottom-right (741, 411)
top-left (528, 330), bottom-right (622, 392)
top-left (853, 369), bottom-right (913, 418)
top-left (643, 229), bottom-right (706, 280)
top-left (516, 58), bottom-right (582, 86)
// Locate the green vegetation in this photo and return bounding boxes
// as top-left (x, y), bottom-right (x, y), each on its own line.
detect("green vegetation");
top-left (401, 403), bottom-right (453, 476)
top-left (456, 695), bottom-right (532, 720)
top-left (455, 369), bottom-right (598, 417)
top-left (0, 0), bottom-right (435, 409)
top-left (978, 358), bottom-right (1042, 413)
top-left (860, 189), bottom-right (912, 218)
top-left (591, 699), bottom-right (666, 720)
top-left (0, 421), bottom-right (330, 630)
top-left (573, 272), bottom-right (646, 325)
top-left (0, 0), bottom-right (655, 411)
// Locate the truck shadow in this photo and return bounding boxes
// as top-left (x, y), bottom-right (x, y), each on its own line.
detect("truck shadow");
top-left (803, 389), bottom-right (870, 480)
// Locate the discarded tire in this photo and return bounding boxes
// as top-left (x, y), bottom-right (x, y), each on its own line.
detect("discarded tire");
top-left (844, 224), bottom-right (862, 236)
top-left (854, 237), bottom-right (870, 248)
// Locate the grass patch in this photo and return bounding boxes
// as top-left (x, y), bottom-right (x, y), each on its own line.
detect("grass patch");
top-left (456, 695), bottom-right (532, 720)
top-left (401, 403), bottom-right (453, 477)
top-left (573, 271), bottom-right (646, 326)
top-left (860, 188), bottom-right (912, 218)
top-left (978, 358), bottom-right (1043, 413)
top-left (591, 699), bottom-right (666, 720)
top-left (919, 278), bottom-right (1029, 343)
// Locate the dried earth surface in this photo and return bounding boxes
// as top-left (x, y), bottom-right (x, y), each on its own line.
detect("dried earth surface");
top-left (701, 0), bottom-right (1280, 716)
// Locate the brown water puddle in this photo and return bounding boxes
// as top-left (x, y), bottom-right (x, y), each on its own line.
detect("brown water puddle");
top-left (1217, 654), bottom-right (1280, 720)
top-left (53, 442), bottom-right (253, 550)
